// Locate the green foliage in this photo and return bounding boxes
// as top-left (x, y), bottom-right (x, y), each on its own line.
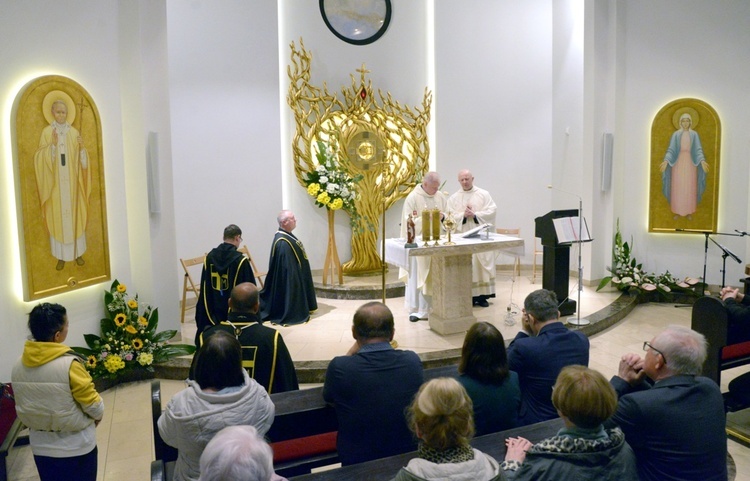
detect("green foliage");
top-left (72, 280), bottom-right (195, 380)
top-left (597, 220), bottom-right (698, 298)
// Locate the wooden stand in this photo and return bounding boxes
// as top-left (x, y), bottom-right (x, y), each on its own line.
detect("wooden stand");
top-left (323, 209), bottom-right (343, 286)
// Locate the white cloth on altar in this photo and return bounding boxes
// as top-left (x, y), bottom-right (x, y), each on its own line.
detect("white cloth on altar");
top-left (448, 186), bottom-right (498, 297)
top-left (399, 185), bottom-right (447, 317)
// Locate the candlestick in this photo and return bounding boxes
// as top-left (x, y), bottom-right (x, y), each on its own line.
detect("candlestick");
top-left (422, 210), bottom-right (431, 245)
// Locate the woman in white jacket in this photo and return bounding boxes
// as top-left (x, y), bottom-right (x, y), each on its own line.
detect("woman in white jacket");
top-left (392, 377), bottom-right (505, 481)
top-left (158, 331), bottom-right (275, 481)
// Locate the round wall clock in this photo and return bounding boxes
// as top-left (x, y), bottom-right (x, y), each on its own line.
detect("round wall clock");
top-left (320, 0), bottom-right (392, 46)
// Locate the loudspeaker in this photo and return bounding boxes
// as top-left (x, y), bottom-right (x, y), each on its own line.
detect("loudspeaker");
top-left (147, 131), bottom-right (161, 214)
top-left (600, 132), bottom-right (613, 192)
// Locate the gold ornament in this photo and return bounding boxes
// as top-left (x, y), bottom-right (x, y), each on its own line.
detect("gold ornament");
top-left (287, 39), bottom-right (432, 274)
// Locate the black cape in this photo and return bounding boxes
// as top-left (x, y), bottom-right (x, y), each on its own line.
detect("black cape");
top-left (199, 312), bottom-right (299, 394)
top-left (259, 230), bottom-right (317, 325)
top-left (194, 242), bottom-right (255, 345)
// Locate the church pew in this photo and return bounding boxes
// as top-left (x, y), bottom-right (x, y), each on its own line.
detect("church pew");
top-left (289, 418), bottom-right (564, 480)
top-left (691, 296), bottom-right (750, 386)
top-left (268, 363), bottom-right (459, 478)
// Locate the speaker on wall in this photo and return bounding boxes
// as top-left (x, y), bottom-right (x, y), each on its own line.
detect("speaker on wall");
top-left (600, 132), bottom-right (613, 192)
top-left (147, 131), bottom-right (161, 214)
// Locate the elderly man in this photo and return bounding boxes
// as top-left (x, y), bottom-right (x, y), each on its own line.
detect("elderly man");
top-left (201, 283), bottom-right (298, 394)
top-left (260, 210), bottom-right (317, 325)
top-left (447, 169), bottom-right (498, 307)
top-left (607, 325), bottom-right (727, 481)
top-left (199, 425), bottom-right (287, 481)
top-left (399, 172), bottom-right (447, 322)
top-left (507, 289), bottom-right (590, 426)
top-left (195, 224), bottom-right (256, 345)
top-left (323, 302), bottom-right (424, 465)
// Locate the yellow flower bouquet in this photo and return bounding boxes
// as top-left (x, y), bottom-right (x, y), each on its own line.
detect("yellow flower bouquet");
top-left (73, 280), bottom-right (195, 380)
top-left (303, 139), bottom-right (364, 228)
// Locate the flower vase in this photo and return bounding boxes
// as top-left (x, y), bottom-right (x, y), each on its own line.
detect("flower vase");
top-left (323, 209), bottom-right (343, 285)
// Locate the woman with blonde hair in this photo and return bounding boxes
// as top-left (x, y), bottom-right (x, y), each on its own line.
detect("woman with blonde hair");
top-left (392, 377), bottom-right (505, 481)
top-left (502, 365), bottom-right (637, 480)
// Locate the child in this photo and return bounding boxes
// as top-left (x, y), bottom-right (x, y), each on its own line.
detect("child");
top-left (11, 303), bottom-right (104, 481)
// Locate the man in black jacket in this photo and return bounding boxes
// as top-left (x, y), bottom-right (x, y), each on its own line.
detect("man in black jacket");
top-left (607, 325), bottom-right (726, 481)
top-left (200, 283), bottom-right (298, 394)
top-left (195, 224), bottom-right (255, 345)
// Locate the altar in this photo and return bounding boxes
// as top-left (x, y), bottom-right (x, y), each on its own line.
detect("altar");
top-left (385, 233), bottom-right (525, 335)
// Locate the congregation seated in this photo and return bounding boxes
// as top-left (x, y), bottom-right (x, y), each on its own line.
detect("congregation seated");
top-left (199, 425), bottom-right (287, 481)
top-left (323, 301), bottom-right (424, 465)
top-left (457, 322), bottom-right (520, 435)
top-left (391, 377), bottom-right (504, 481)
top-left (502, 365), bottom-right (638, 480)
top-left (158, 331), bottom-right (275, 481)
top-left (507, 289), bottom-right (589, 426)
top-left (200, 282), bottom-right (298, 394)
top-left (606, 325), bottom-right (727, 481)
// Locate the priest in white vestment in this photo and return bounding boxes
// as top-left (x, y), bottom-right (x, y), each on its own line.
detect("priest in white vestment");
top-left (399, 172), bottom-right (447, 322)
top-left (447, 170), bottom-right (497, 307)
top-left (34, 99), bottom-right (91, 271)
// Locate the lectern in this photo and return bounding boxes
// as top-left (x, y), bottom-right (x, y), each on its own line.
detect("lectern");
top-left (535, 210), bottom-right (578, 316)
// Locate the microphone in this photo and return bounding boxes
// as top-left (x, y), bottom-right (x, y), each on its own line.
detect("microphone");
top-left (547, 184), bottom-right (582, 201)
top-left (716, 241), bottom-right (742, 264)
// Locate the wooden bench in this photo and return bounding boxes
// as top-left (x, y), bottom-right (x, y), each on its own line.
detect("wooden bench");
top-left (150, 380), bottom-right (177, 481)
top-left (289, 418), bottom-right (564, 480)
top-left (691, 296), bottom-right (750, 386)
top-left (149, 364), bottom-right (461, 480)
top-left (267, 363), bottom-right (459, 478)
top-left (0, 383), bottom-right (28, 481)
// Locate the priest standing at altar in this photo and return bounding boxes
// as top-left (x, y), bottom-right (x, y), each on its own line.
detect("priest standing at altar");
top-left (448, 170), bottom-right (497, 307)
top-left (400, 172), bottom-right (447, 323)
top-left (260, 210), bottom-right (317, 326)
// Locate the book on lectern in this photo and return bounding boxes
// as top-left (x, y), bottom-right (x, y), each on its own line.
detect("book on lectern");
top-left (460, 223), bottom-right (493, 238)
top-left (552, 216), bottom-right (593, 244)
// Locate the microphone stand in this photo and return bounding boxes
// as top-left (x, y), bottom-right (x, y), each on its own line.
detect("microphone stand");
top-left (708, 236), bottom-right (742, 288)
top-left (687, 229), bottom-right (744, 296)
top-left (547, 186), bottom-right (590, 326)
top-left (569, 195), bottom-right (590, 326)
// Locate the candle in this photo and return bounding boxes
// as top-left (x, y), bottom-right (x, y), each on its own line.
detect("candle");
top-left (422, 210), bottom-right (431, 242)
top-left (431, 209), bottom-right (440, 240)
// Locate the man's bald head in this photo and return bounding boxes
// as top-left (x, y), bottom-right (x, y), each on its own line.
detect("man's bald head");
top-left (352, 302), bottom-right (395, 342)
top-left (229, 282), bottom-right (260, 313)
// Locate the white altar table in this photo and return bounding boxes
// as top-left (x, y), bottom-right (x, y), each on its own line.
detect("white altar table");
top-left (385, 234), bottom-right (525, 335)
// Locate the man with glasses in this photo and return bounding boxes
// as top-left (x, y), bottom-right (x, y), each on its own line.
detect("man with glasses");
top-left (195, 224), bottom-right (256, 345)
top-left (607, 325), bottom-right (726, 481)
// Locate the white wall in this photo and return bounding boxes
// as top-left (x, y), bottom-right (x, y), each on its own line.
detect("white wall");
top-left (612, 0), bottom-right (750, 285)
top-left (0, 0), bottom-right (145, 380)
top-left (167, 0), bottom-right (282, 279)
top-left (434, 0), bottom-right (554, 263)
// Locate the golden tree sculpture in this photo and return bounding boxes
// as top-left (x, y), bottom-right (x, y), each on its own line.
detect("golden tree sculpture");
top-left (288, 39), bottom-right (432, 274)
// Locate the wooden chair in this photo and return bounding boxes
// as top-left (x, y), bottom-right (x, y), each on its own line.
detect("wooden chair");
top-left (238, 245), bottom-right (267, 289)
top-left (179, 255), bottom-right (205, 323)
top-left (532, 237), bottom-right (543, 284)
top-left (495, 228), bottom-right (521, 278)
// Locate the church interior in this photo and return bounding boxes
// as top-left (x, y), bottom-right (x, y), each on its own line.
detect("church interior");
top-left (3, 0), bottom-right (750, 479)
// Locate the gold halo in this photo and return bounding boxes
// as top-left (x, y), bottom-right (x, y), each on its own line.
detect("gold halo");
top-left (42, 90), bottom-right (76, 125)
top-left (672, 107), bottom-right (699, 130)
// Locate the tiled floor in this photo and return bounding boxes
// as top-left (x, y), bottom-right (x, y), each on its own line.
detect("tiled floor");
top-left (6, 271), bottom-right (750, 480)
